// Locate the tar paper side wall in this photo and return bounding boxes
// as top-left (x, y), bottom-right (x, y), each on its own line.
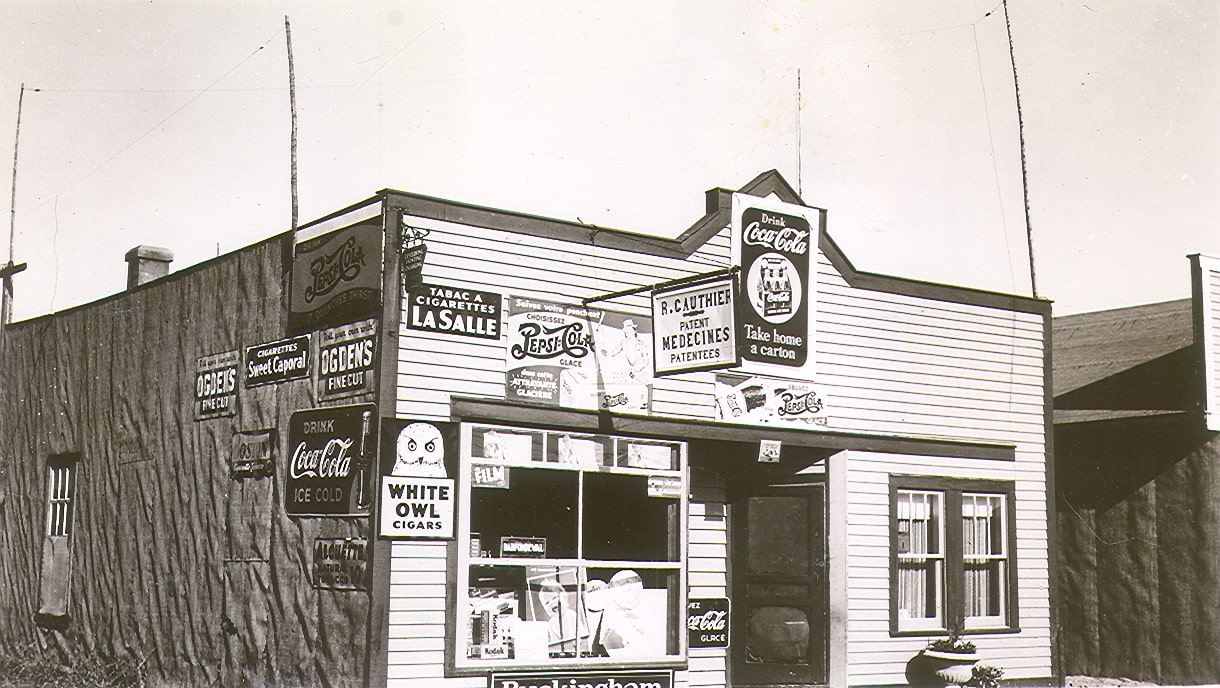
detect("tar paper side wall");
top-left (0, 233), bottom-right (374, 687)
top-left (383, 180), bottom-right (1051, 687)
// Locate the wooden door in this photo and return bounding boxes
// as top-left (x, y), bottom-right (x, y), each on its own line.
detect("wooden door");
top-left (731, 483), bottom-right (827, 686)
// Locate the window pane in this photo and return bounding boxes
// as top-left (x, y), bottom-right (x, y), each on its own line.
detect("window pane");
top-left (963, 493), bottom-right (1006, 625)
top-left (583, 473), bottom-right (677, 561)
top-left (895, 490), bottom-right (943, 628)
top-left (745, 606), bottom-right (809, 665)
top-left (584, 567), bottom-right (679, 658)
top-left (747, 496), bottom-right (808, 576)
top-left (470, 468), bottom-right (578, 559)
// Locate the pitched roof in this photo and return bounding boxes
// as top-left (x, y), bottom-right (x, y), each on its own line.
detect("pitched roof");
top-left (1053, 299), bottom-right (1195, 421)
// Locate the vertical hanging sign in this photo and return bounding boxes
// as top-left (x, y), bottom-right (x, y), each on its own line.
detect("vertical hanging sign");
top-left (732, 195), bottom-right (816, 372)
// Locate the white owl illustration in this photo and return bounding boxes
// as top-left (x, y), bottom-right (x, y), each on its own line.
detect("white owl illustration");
top-left (392, 423), bottom-right (447, 477)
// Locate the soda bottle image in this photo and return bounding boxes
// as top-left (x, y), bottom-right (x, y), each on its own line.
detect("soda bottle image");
top-left (759, 257), bottom-right (792, 317)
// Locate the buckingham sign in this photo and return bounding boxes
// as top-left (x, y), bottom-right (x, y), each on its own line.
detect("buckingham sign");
top-left (733, 195), bottom-right (816, 372)
top-left (491, 671), bottom-right (672, 688)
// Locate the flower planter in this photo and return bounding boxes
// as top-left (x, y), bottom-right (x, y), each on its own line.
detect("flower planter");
top-left (921, 650), bottom-right (980, 686)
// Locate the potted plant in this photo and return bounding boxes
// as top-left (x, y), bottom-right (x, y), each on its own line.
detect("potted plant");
top-left (905, 633), bottom-right (980, 687)
top-left (966, 664), bottom-right (1004, 688)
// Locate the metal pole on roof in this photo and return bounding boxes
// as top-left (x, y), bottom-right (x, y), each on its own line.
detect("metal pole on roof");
top-left (4, 83), bottom-right (32, 327)
top-left (1001, 0), bottom-right (1038, 298)
top-left (286, 16), bottom-right (299, 234)
top-left (8, 83), bottom-right (23, 263)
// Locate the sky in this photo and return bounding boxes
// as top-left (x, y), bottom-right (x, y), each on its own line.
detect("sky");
top-left (0, 1), bottom-right (1216, 322)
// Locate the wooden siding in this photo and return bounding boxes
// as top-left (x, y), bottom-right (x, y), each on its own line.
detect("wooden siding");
top-left (389, 201), bottom-right (1050, 686)
top-left (841, 452), bottom-right (1051, 685)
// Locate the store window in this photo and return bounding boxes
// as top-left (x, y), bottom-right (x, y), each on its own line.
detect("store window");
top-left (455, 424), bottom-right (687, 672)
top-left (889, 476), bottom-right (1017, 635)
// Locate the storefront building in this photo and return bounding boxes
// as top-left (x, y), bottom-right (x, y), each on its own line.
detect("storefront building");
top-left (0, 170), bottom-right (1055, 687)
top-left (374, 170), bottom-right (1055, 687)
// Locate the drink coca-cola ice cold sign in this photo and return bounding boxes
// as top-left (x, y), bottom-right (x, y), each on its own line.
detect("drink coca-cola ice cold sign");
top-left (286, 403), bottom-right (377, 516)
top-left (687, 597), bottom-right (730, 648)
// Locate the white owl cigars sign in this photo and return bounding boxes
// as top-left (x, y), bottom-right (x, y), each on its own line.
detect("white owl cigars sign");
top-left (733, 195), bottom-right (816, 370)
top-left (285, 404), bottom-right (377, 517)
top-left (379, 419), bottom-right (456, 539)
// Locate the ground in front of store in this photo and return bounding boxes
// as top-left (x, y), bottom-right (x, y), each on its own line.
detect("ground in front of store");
top-left (1066, 677), bottom-right (1220, 688)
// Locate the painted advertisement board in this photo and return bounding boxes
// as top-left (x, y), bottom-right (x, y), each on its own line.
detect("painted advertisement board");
top-left (687, 597), bottom-right (730, 648)
top-left (652, 275), bottom-right (738, 376)
top-left (490, 671), bottom-right (672, 688)
top-left (405, 282), bottom-right (502, 340)
top-left (505, 297), bottom-right (652, 413)
top-left (245, 335), bottom-right (311, 388)
top-left (713, 372), bottom-right (829, 428)
top-left (317, 318), bottom-right (378, 401)
top-left (195, 350), bottom-right (239, 420)
top-left (312, 537), bottom-right (369, 591)
top-left (285, 403), bottom-right (376, 516)
top-left (288, 221), bottom-right (383, 335)
top-left (732, 194), bottom-right (817, 373)
top-left (379, 419), bottom-right (457, 539)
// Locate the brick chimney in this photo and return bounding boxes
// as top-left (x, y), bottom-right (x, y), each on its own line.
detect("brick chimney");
top-left (125, 245), bottom-right (173, 290)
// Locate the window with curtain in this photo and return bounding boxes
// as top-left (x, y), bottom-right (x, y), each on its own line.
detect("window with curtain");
top-left (895, 489), bottom-right (944, 631)
top-left (890, 476), bottom-right (1017, 636)
top-left (962, 493), bottom-right (1007, 628)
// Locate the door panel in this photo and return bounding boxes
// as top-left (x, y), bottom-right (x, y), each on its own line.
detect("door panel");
top-left (732, 484), bottom-right (827, 686)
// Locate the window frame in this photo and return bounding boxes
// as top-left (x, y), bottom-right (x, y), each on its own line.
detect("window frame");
top-left (888, 475), bottom-right (1019, 637)
top-left (37, 452), bottom-right (80, 629)
top-left (451, 422), bottom-right (689, 675)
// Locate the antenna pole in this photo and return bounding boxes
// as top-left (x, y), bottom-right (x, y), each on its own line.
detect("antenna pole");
top-left (4, 84), bottom-right (30, 327)
top-left (9, 83), bottom-right (23, 262)
top-left (1002, 0), bottom-right (1038, 298)
top-left (796, 68), bottom-right (802, 198)
top-left (285, 16), bottom-right (299, 233)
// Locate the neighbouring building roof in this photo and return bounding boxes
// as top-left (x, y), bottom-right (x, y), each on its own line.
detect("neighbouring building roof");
top-left (1053, 298), bottom-right (1195, 423)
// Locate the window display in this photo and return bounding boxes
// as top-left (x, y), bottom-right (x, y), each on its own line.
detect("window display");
top-left (455, 424), bottom-right (688, 671)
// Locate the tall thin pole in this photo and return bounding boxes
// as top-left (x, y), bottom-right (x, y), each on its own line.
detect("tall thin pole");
top-left (796, 68), bottom-right (802, 198)
top-left (1002, 0), bottom-right (1038, 298)
top-left (285, 16), bottom-right (299, 233)
top-left (9, 83), bottom-right (24, 262)
top-left (3, 84), bottom-right (30, 327)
